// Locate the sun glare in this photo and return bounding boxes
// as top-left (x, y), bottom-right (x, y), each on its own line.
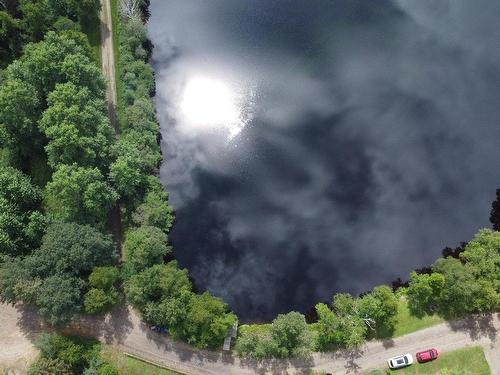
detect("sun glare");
top-left (180, 77), bottom-right (241, 135)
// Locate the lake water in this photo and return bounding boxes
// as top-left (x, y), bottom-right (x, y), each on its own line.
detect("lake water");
top-left (148, 0), bottom-right (500, 321)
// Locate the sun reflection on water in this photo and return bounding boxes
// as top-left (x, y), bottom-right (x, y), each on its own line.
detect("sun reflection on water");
top-left (178, 76), bottom-right (251, 140)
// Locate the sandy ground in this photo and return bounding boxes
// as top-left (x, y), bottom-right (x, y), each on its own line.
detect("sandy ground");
top-left (0, 304), bottom-right (39, 374)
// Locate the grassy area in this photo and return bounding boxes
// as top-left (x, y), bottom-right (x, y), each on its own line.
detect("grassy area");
top-left (102, 346), bottom-right (181, 375)
top-left (80, 13), bottom-right (102, 64)
top-left (380, 298), bottom-right (444, 338)
top-left (238, 323), bottom-right (272, 336)
top-left (365, 346), bottom-right (490, 375)
top-left (110, 0), bottom-right (127, 129)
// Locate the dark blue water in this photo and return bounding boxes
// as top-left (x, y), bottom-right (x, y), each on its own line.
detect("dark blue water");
top-left (149, 0), bottom-right (500, 321)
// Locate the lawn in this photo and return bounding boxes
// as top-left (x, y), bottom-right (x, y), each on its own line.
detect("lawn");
top-left (102, 346), bottom-right (181, 375)
top-left (380, 298), bottom-right (444, 338)
top-left (238, 323), bottom-right (272, 336)
top-left (365, 346), bottom-right (490, 375)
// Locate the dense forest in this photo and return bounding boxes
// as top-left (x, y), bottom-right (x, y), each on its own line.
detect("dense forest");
top-left (0, 0), bottom-right (498, 370)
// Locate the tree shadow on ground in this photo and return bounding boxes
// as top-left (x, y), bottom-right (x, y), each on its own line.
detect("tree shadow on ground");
top-left (447, 313), bottom-right (498, 342)
top-left (15, 304), bottom-right (48, 342)
top-left (239, 355), bottom-right (315, 375)
top-left (60, 303), bottom-right (133, 344)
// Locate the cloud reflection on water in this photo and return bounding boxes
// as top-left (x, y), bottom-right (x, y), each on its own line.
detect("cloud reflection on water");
top-left (149, 0), bottom-right (500, 320)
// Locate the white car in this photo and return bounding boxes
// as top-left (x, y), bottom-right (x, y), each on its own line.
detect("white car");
top-left (387, 353), bottom-right (413, 369)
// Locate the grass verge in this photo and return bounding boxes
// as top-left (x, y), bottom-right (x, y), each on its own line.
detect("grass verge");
top-left (102, 346), bottom-right (181, 375)
top-left (80, 13), bottom-right (102, 64)
top-left (365, 346), bottom-right (490, 375)
top-left (380, 298), bottom-right (444, 338)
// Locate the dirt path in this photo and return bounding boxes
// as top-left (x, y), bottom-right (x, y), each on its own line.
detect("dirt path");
top-left (100, 0), bottom-right (123, 258)
top-left (484, 342), bottom-right (500, 375)
top-left (100, 0), bottom-right (119, 135)
top-left (0, 304), bottom-right (39, 374)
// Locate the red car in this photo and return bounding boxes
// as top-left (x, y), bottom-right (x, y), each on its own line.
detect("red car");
top-left (416, 348), bottom-right (439, 363)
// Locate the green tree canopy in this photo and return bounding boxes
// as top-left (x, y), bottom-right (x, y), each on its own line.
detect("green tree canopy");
top-left (36, 274), bottom-right (83, 326)
top-left (433, 257), bottom-right (497, 318)
top-left (45, 164), bottom-right (118, 225)
top-left (88, 266), bottom-right (120, 290)
top-left (0, 11), bottom-right (22, 66)
top-left (178, 292), bottom-right (237, 350)
top-left (122, 60), bottom-right (154, 105)
top-left (46, 0), bottom-right (101, 20)
top-left (407, 271), bottom-right (445, 318)
top-left (84, 287), bottom-right (118, 314)
top-left (124, 225), bottom-right (170, 273)
top-left (84, 266), bottom-right (120, 314)
top-left (461, 229), bottom-right (500, 288)
top-left (125, 262), bottom-right (191, 308)
top-left (33, 333), bottom-right (107, 374)
top-left (39, 83), bottom-right (112, 168)
top-left (236, 311), bottom-right (311, 358)
top-left (61, 53), bottom-right (106, 96)
top-left (124, 97), bottom-right (157, 133)
top-left (132, 190), bottom-right (174, 234)
top-left (109, 131), bottom-right (161, 199)
top-left (314, 303), bottom-right (337, 351)
top-left (270, 311), bottom-right (311, 358)
top-left (19, 0), bottom-right (54, 41)
top-left (143, 289), bottom-right (191, 330)
top-left (27, 357), bottom-right (72, 375)
top-left (0, 78), bottom-right (42, 157)
top-left (330, 293), bottom-right (367, 348)
top-left (30, 222), bottom-right (116, 278)
top-left (358, 285), bottom-right (398, 335)
top-left (7, 30), bottom-right (92, 99)
top-left (0, 167), bottom-right (45, 255)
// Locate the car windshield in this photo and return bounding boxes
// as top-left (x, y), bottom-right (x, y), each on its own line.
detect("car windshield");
top-left (404, 356), bottom-right (409, 364)
top-left (430, 351), bottom-right (435, 359)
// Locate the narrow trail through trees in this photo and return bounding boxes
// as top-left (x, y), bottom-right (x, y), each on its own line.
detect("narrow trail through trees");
top-left (100, 0), bottom-right (123, 258)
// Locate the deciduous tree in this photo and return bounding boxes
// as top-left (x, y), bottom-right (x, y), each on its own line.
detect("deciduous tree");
top-left (270, 311), bottom-right (311, 358)
top-left (124, 225), bottom-right (170, 273)
top-left (31, 222), bottom-right (116, 278)
top-left (45, 164), bottom-right (118, 225)
top-left (39, 83), bottom-right (112, 168)
top-left (0, 167), bottom-right (45, 256)
top-left (0, 79), bottom-right (41, 157)
top-left (125, 262), bottom-right (191, 308)
top-left (36, 274), bottom-right (83, 326)
top-left (407, 271), bottom-right (445, 317)
top-left (132, 190), bottom-right (174, 234)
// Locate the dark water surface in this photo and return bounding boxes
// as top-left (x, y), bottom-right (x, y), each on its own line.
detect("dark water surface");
top-left (149, 0), bottom-right (500, 321)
